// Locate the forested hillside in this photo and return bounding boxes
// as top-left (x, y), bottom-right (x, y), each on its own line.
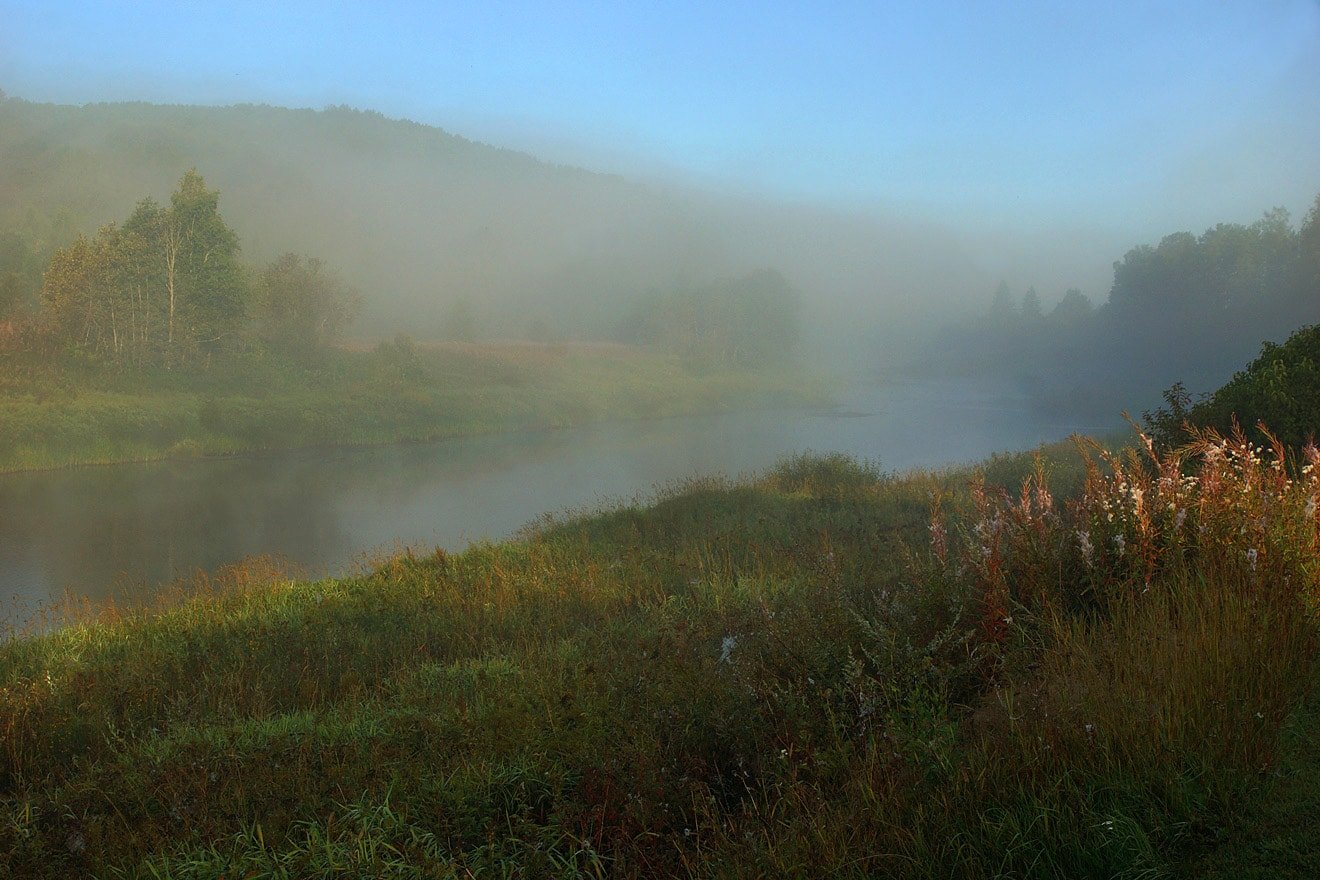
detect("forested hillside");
top-left (0, 97), bottom-right (978, 344)
top-left (927, 196), bottom-right (1320, 417)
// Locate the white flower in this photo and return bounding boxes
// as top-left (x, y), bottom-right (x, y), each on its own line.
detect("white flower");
top-left (1246, 548), bottom-right (1258, 571)
top-left (1077, 530), bottom-right (1094, 564)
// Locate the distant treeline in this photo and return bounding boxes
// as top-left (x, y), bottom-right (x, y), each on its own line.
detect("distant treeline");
top-left (0, 169), bottom-right (802, 375)
top-left (0, 170), bottom-right (359, 371)
top-left (928, 195), bottom-right (1320, 415)
top-left (613, 268), bottom-right (802, 369)
top-left (0, 98), bottom-right (978, 347)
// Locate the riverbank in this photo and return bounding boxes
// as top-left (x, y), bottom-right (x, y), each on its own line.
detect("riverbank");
top-left (2, 433), bottom-right (1314, 877)
top-left (0, 341), bottom-right (833, 474)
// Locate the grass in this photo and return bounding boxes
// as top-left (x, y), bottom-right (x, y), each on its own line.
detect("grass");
top-left (1174, 682), bottom-right (1320, 878)
top-left (0, 340), bottom-right (831, 473)
top-left (0, 430), bottom-right (1316, 877)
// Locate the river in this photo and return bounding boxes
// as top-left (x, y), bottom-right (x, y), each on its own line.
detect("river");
top-left (0, 376), bottom-right (1120, 626)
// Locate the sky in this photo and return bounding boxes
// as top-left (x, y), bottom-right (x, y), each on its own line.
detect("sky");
top-left (2, 0), bottom-right (1318, 242)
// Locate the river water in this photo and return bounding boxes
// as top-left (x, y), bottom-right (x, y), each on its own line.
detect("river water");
top-left (0, 377), bottom-right (1119, 625)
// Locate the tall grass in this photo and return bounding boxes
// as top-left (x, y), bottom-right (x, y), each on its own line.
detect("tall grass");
top-left (0, 431), bottom-right (1313, 877)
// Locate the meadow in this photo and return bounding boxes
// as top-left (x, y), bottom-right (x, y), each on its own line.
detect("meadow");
top-left (1, 425), bottom-right (1315, 878)
top-left (0, 340), bottom-right (830, 473)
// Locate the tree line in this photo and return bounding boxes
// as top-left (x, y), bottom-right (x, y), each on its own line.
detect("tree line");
top-left (928, 194), bottom-right (1320, 412)
top-left (613, 268), bottom-right (802, 369)
top-left (1, 170), bottom-right (360, 370)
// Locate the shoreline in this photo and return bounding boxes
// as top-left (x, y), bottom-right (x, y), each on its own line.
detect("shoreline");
top-left (0, 390), bottom-right (832, 477)
top-left (0, 343), bottom-right (836, 476)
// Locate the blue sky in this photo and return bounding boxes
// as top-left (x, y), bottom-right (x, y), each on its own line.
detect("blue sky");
top-left (2, 1), bottom-right (1318, 235)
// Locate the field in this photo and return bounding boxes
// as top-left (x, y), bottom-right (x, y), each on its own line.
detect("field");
top-left (0, 340), bottom-right (831, 473)
top-left (1, 428), bottom-right (1316, 878)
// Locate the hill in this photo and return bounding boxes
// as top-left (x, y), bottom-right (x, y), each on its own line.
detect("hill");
top-left (0, 97), bottom-right (979, 349)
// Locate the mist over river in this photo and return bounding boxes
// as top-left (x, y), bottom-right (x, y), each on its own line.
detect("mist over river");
top-left (0, 377), bottom-right (1119, 626)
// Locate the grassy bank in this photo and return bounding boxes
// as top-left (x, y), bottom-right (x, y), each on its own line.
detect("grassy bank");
top-left (1, 432), bottom-right (1316, 878)
top-left (0, 340), bottom-right (831, 473)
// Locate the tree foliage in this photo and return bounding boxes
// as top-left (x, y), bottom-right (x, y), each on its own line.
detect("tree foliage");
top-left (617, 269), bottom-right (802, 369)
top-left (256, 253), bottom-right (361, 357)
top-left (34, 170), bottom-right (356, 370)
top-left (40, 170), bottom-right (248, 367)
top-left (930, 195), bottom-right (1320, 415)
top-left (1166, 324), bottom-right (1320, 450)
top-left (0, 232), bottom-right (41, 321)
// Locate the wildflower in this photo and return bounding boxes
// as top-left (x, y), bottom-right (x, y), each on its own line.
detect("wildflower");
top-left (719, 635), bottom-right (737, 664)
top-left (1113, 534), bottom-right (1125, 556)
top-left (929, 518), bottom-right (948, 562)
top-left (1246, 548), bottom-right (1258, 571)
top-left (1077, 530), bottom-right (1094, 565)
top-left (1175, 508), bottom-right (1186, 530)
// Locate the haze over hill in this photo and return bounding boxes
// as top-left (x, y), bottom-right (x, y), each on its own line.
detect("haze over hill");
top-left (0, 96), bottom-right (1005, 366)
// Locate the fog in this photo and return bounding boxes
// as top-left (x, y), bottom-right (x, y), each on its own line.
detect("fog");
top-left (0, 7), bottom-right (1315, 379)
top-left (0, 100), bottom-right (988, 343)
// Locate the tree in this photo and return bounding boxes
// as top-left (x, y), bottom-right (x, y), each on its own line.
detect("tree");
top-left (0, 232), bottom-right (40, 320)
top-left (162, 169), bottom-right (247, 366)
top-left (257, 253), bottom-right (361, 357)
top-left (40, 170), bottom-right (249, 368)
top-left (616, 269), bottom-right (801, 369)
top-left (1020, 286), bottom-right (1043, 319)
top-left (720, 268), bottom-right (801, 367)
top-left (42, 224), bottom-right (157, 363)
top-left (1294, 195), bottom-right (1320, 308)
top-left (1183, 324), bottom-right (1320, 449)
top-left (989, 281), bottom-right (1015, 319)
top-left (1050, 288), bottom-right (1092, 325)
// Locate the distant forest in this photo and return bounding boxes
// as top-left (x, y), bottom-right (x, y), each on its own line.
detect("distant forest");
top-left (2, 95), bottom-right (1314, 405)
top-left (927, 196), bottom-right (1320, 416)
top-left (0, 96), bottom-right (976, 349)
top-left (0, 169), bottom-right (801, 375)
